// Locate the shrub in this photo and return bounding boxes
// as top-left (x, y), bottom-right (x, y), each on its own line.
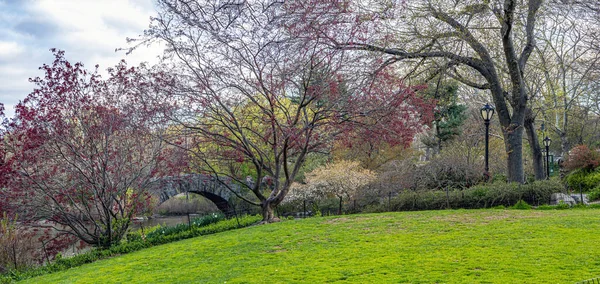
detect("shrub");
top-left (588, 203), bottom-right (600, 209)
top-left (588, 186), bottom-right (600, 202)
top-left (563, 145), bottom-right (600, 172)
top-left (536, 204), bottom-right (555, 210)
top-left (555, 201), bottom-right (571, 210)
top-left (412, 148), bottom-right (484, 190)
top-left (125, 232), bottom-right (143, 243)
top-left (565, 169), bottom-right (587, 190)
top-left (535, 202), bottom-right (572, 210)
top-left (565, 169), bottom-right (600, 192)
top-left (491, 174), bottom-right (507, 183)
top-left (512, 200), bottom-right (531, 210)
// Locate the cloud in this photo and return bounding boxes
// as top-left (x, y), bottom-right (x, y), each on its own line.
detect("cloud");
top-left (13, 18), bottom-right (60, 39)
top-left (0, 41), bottom-right (25, 60)
top-left (0, 0), bottom-right (163, 118)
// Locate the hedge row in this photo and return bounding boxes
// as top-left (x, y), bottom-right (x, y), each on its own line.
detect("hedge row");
top-left (364, 180), bottom-right (564, 213)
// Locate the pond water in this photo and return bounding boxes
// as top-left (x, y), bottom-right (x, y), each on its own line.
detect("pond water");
top-left (130, 214), bottom-right (203, 231)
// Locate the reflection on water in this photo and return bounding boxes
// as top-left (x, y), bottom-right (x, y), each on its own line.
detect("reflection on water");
top-left (130, 215), bottom-right (198, 231)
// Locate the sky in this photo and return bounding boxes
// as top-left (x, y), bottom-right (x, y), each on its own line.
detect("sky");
top-left (0, 0), bottom-right (164, 118)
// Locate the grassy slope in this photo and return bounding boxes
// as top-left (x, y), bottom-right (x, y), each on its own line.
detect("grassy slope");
top-left (24, 209), bottom-right (600, 283)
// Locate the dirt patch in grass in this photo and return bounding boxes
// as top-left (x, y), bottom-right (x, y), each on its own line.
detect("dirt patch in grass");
top-left (325, 217), bottom-right (352, 224)
top-left (324, 215), bottom-right (395, 224)
top-left (267, 246), bottom-right (287, 253)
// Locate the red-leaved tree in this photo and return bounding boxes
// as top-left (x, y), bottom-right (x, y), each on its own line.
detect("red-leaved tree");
top-left (132, 0), bottom-right (434, 223)
top-left (563, 145), bottom-right (600, 173)
top-left (0, 50), bottom-right (178, 248)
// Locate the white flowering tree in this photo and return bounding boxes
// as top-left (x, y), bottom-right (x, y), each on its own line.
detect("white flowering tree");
top-left (286, 160), bottom-right (376, 214)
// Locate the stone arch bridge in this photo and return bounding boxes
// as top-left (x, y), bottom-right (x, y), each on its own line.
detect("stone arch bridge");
top-left (150, 174), bottom-right (240, 217)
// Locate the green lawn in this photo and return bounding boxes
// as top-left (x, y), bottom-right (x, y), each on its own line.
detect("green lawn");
top-left (24, 209), bottom-right (600, 283)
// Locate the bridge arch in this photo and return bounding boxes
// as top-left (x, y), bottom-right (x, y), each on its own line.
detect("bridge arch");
top-left (151, 174), bottom-right (239, 217)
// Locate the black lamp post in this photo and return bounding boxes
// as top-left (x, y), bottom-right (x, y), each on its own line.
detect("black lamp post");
top-left (543, 136), bottom-right (552, 179)
top-left (541, 148), bottom-right (547, 177)
top-left (481, 103), bottom-right (495, 180)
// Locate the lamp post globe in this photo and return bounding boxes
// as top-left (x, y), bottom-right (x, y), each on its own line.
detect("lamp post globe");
top-left (481, 103), bottom-right (495, 122)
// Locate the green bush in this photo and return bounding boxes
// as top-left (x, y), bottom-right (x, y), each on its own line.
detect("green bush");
top-left (512, 200), bottom-right (531, 210)
top-left (125, 232), bottom-right (143, 243)
top-left (491, 174), bottom-right (507, 183)
top-left (536, 204), bottom-right (556, 210)
top-left (587, 185), bottom-right (600, 201)
top-left (555, 201), bottom-right (571, 210)
top-left (565, 169), bottom-right (600, 192)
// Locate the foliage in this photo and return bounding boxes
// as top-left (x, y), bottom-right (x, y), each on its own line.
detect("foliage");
top-left (587, 186), bottom-right (600, 202)
top-left (565, 168), bottom-right (600, 192)
top-left (536, 202), bottom-right (571, 210)
top-left (17, 210), bottom-right (600, 283)
top-left (555, 201), bottom-right (572, 210)
top-left (2, 214), bottom-right (261, 282)
top-left (512, 200), bottom-right (532, 210)
top-left (420, 81), bottom-right (468, 152)
top-left (563, 145), bottom-right (600, 173)
top-left (0, 50), bottom-right (181, 248)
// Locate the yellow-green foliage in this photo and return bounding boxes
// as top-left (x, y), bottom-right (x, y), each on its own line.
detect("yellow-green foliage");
top-left (23, 209), bottom-right (600, 283)
top-left (566, 168), bottom-right (600, 192)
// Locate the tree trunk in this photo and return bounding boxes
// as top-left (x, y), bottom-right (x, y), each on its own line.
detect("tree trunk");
top-left (505, 125), bottom-right (525, 183)
top-left (525, 108), bottom-right (545, 180)
top-left (559, 133), bottom-right (569, 158)
top-left (12, 243), bottom-right (17, 270)
top-left (260, 200), bottom-right (280, 224)
top-left (105, 208), bottom-right (112, 249)
top-left (338, 196), bottom-right (343, 215)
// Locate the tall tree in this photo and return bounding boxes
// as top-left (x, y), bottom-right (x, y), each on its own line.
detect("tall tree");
top-left (0, 50), bottom-right (176, 248)
top-left (291, 0), bottom-right (543, 182)
top-left (532, 4), bottom-right (600, 157)
top-left (134, 0), bottom-right (434, 222)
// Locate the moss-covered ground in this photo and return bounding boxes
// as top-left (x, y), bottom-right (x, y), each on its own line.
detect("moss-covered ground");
top-left (23, 209), bottom-right (600, 283)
